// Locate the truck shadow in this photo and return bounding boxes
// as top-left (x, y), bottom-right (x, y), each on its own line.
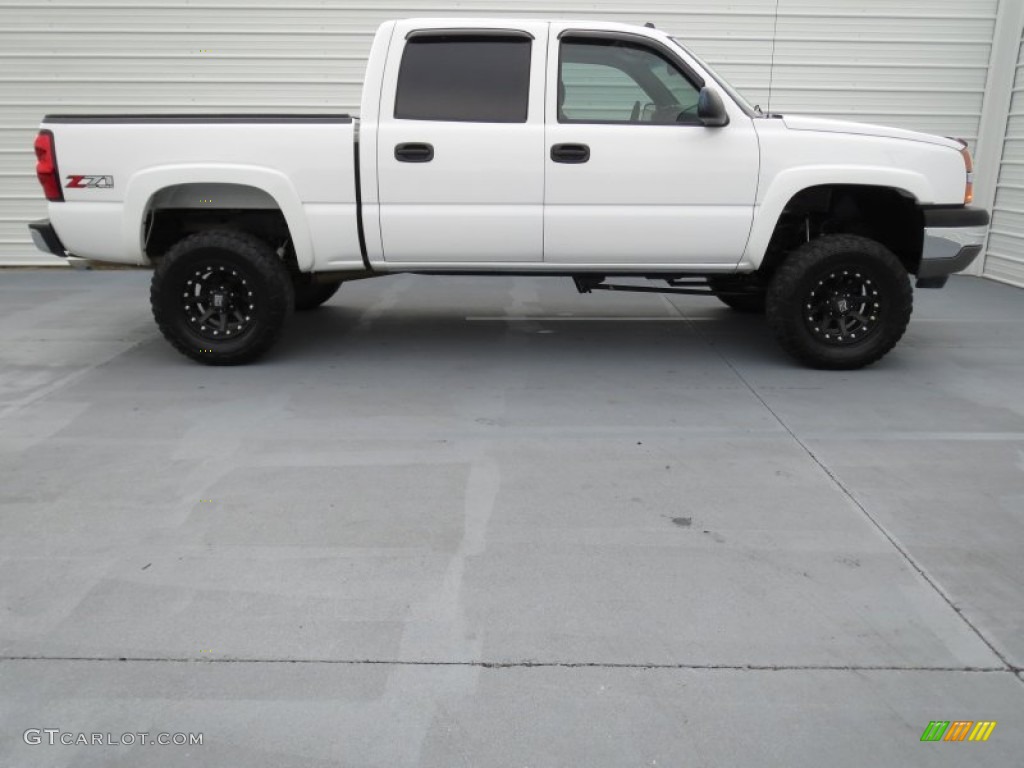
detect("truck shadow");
top-left (277, 305), bottom-right (782, 371)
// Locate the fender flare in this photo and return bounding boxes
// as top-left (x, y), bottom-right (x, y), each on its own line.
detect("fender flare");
top-left (123, 164), bottom-right (314, 270)
top-left (743, 166), bottom-right (932, 269)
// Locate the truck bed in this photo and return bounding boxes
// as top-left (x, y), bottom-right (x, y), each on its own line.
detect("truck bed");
top-left (44, 114), bottom-right (361, 270)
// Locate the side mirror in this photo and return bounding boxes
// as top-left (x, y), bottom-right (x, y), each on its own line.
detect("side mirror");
top-left (697, 87), bottom-right (729, 128)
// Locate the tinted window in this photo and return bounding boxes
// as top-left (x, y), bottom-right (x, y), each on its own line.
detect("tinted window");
top-left (560, 61), bottom-right (648, 122)
top-left (396, 36), bottom-right (531, 123)
top-left (559, 39), bottom-right (701, 125)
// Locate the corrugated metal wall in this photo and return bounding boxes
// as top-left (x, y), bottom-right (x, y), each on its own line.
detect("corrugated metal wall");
top-left (0, 0), bottom-right (1000, 266)
top-left (984, 31), bottom-right (1024, 287)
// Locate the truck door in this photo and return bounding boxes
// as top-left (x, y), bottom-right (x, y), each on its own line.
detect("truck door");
top-left (375, 23), bottom-right (548, 263)
top-left (544, 29), bottom-right (759, 267)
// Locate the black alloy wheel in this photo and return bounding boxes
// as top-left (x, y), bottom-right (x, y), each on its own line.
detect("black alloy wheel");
top-left (151, 230), bottom-right (294, 365)
top-left (803, 268), bottom-right (883, 345)
top-left (766, 235), bottom-right (913, 369)
top-left (181, 263), bottom-right (257, 341)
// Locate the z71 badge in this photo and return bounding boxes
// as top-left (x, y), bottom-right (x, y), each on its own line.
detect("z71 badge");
top-left (66, 175), bottom-right (114, 189)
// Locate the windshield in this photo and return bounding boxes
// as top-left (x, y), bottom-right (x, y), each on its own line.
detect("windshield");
top-left (670, 38), bottom-right (759, 117)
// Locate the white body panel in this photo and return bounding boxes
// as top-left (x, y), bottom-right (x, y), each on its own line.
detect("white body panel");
top-left (542, 23), bottom-right (759, 266)
top-left (39, 18), bottom-right (974, 276)
top-left (3, 0), bottom-right (997, 268)
top-left (781, 115), bottom-right (964, 150)
top-left (46, 120), bottom-right (359, 270)
top-left (373, 19), bottom-right (549, 263)
top-left (744, 119), bottom-right (969, 269)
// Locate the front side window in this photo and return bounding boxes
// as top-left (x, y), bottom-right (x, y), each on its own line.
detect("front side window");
top-left (395, 35), bottom-right (532, 123)
top-left (559, 39), bottom-right (702, 125)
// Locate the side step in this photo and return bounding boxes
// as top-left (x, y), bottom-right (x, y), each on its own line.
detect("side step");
top-left (573, 276), bottom-right (723, 297)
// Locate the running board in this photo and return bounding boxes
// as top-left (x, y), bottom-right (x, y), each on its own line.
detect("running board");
top-left (573, 276), bottom-right (720, 297)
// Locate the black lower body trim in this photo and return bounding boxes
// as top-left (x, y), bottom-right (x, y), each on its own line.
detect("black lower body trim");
top-left (28, 219), bottom-right (67, 257)
top-left (921, 206), bottom-right (990, 228)
top-left (916, 244), bottom-right (982, 288)
top-left (917, 243), bottom-right (982, 279)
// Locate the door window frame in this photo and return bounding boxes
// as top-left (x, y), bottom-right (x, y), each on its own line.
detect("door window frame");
top-left (394, 30), bottom-right (536, 124)
top-left (555, 30), bottom-right (707, 127)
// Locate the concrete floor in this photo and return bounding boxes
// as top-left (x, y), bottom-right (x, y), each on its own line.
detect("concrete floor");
top-left (0, 269), bottom-right (1022, 767)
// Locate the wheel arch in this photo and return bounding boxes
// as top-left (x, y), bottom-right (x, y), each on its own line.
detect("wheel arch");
top-left (123, 166), bottom-right (314, 270)
top-left (748, 180), bottom-right (926, 278)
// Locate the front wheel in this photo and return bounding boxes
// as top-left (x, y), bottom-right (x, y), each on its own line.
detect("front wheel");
top-left (766, 235), bottom-right (912, 370)
top-left (151, 230), bottom-right (294, 365)
top-left (708, 275), bottom-right (766, 314)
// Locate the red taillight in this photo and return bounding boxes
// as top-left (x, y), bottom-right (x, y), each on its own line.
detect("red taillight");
top-left (34, 130), bottom-right (63, 202)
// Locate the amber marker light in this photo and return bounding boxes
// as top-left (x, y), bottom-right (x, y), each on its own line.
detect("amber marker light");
top-left (959, 142), bottom-right (974, 205)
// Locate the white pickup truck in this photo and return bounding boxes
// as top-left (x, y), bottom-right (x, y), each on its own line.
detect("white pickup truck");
top-left (30, 18), bottom-right (989, 369)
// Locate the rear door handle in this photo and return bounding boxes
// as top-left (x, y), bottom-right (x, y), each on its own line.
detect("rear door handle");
top-left (395, 142), bottom-right (434, 163)
top-left (551, 143), bottom-right (590, 164)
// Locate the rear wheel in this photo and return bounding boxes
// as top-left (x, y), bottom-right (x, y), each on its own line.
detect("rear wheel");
top-left (766, 235), bottom-right (912, 370)
top-left (151, 230), bottom-right (293, 365)
top-left (292, 278), bottom-right (342, 311)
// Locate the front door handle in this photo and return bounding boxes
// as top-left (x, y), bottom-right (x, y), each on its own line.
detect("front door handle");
top-left (551, 143), bottom-right (590, 164)
top-left (395, 142), bottom-right (434, 163)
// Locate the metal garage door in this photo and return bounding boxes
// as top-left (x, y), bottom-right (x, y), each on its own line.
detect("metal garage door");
top-left (0, 0), bottom-right (998, 265)
top-left (984, 34), bottom-right (1024, 287)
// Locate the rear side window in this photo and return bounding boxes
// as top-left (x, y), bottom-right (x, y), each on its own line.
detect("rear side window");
top-left (395, 35), bottom-right (532, 123)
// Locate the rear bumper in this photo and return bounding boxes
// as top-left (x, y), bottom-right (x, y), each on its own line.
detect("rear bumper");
top-left (28, 219), bottom-right (67, 257)
top-left (917, 207), bottom-right (990, 287)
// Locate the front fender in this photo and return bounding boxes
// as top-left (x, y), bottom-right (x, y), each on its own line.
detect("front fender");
top-left (743, 166), bottom-right (931, 269)
top-left (123, 164), bottom-right (314, 270)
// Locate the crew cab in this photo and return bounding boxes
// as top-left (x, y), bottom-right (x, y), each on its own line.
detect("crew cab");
top-left (29, 18), bottom-right (990, 368)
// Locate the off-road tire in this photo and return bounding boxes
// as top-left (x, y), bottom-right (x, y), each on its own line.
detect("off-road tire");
top-left (766, 235), bottom-right (912, 370)
top-left (293, 279), bottom-right (342, 311)
top-left (151, 230), bottom-right (294, 365)
top-left (708, 275), bottom-right (767, 314)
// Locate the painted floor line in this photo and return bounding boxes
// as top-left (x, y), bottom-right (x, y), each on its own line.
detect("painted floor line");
top-left (464, 316), bottom-right (1021, 323)
top-left (0, 656), bottom-right (1018, 673)
top-left (465, 316), bottom-right (695, 322)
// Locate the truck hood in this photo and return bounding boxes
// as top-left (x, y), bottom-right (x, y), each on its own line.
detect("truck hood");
top-left (781, 115), bottom-right (963, 150)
